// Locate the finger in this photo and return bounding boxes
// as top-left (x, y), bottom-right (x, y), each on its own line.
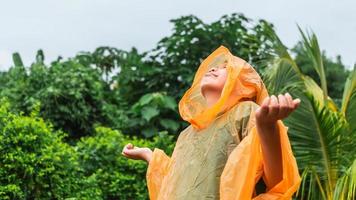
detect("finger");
top-left (293, 98), bottom-right (301, 109)
top-left (122, 151), bottom-right (129, 156)
top-left (127, 143), bottom-right (134, 149)
top-left (261, 96), bottom-right (270, 108)
top-left (121, 147), bottom-right (129, 156)
top-left (258, 96), bottom-right (270, 116)
top-left (285, 92), bottom-right (301, 110)
top-left (269, 95), bottom-right (279, 118)
top-left (285, 92), bottom-right (294, 108)
top-left (121, 151), bottom-right (136, 159)
top-left (123, 148), bottom-right (141, 156)
top-left (278, 94), bottom-right (289, 118)
top-left (283, 93), bottom-right (291, 107)
top-left (122, 143), bottom-right (133, 153)
top-left (122, 144), bottom-right (128, 153)
top-left (123, 143), bottom-right (131, 151)
top-left (285, 92), bottom-right (297, 113)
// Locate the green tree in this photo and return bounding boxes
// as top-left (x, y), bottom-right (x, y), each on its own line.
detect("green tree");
top-left (264, 25), bottom-right (356, 200)
top-left (37, 59), bottom-right (108, 139)
top-left (0, 51), bottom-right (113, 139)
top-left (4, 14), bottom-right (343, 140)
top-left (292, 42), bottom-right (350, 105)
top-left (134, 14), bottom-right (275, 100)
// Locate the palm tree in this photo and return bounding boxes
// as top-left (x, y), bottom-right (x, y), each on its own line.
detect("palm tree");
top-left (261, 23), bottom-right (356, 199)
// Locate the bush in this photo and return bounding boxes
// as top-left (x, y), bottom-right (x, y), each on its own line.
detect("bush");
top-left (76, 126), bottom-right (175, 199)
top-left (0, 100), bottom-right (102, 199)
top-left (0, 99), bottom-right (176, 199)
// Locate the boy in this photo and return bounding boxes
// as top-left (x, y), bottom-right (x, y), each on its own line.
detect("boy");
top-left (122, 46), bottom-right (301, 199)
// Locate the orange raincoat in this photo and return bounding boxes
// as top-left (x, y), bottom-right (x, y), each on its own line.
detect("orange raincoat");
top-left (146, 46), bottom-right (301, 199)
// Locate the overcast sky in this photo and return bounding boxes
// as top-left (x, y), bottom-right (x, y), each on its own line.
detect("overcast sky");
top-left (0, 0), bottom-right (355, 71)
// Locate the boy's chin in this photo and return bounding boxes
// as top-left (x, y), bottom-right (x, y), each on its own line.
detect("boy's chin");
top-left (200, 84), bottom-right (223, 94)
top-left (200, 81), bottom-right (217, 88)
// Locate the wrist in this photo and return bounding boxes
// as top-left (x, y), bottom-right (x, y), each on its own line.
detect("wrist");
top-left (256, 120), bottom-right (279, 138)
top-left (142, 148), bottom-right (153, 163)
top-left (256, 118), bottom-right (278, 129)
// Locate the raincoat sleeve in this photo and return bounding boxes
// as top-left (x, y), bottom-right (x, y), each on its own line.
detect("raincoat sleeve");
top-left (220, 101), bottom-right (301, 200)
top-left (146, 148), bottom-right (171, 200)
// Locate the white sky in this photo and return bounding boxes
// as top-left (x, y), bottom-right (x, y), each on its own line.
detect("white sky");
top-left (0, 0), bottom-right (355, 71)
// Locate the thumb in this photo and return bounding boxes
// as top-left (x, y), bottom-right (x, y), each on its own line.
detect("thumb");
top-left (123, 147), bottom-right (142, 156)
top-left (127, 143), bottom-right (134, 149)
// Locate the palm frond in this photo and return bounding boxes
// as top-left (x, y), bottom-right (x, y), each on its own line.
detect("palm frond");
top-left (333, 160), bottom-right (356, 200)
top-left (264, 58), bottom-right (304, 95)
top-left (297, 26), bottom-right (328, 101)
top-left (264, 24), bottom-right (355, 199)
top-left (341, 66), bottom-right (356, 134)
top-left (266, 64), bottom-right (351, 196)
top-left (291, 94), bottom-right (352, 199)
top-left (303, 75), bottom-right (324, 108)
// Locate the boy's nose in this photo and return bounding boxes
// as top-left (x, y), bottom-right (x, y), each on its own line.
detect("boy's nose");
top-left (209, 67), bottom-right (217, 72)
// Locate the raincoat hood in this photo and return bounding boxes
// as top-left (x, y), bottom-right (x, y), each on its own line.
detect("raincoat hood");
top-left (179, 45), bottom-right (269, 130)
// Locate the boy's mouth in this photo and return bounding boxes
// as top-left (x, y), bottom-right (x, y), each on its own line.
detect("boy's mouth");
top-left (205, 72), bottom-right (218, 77)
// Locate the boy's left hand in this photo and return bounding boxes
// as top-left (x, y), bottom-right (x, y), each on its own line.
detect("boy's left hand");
top-left (254, 93), bottom-right (300, 187)
top-left (255, 93), bottom-right (301, 126)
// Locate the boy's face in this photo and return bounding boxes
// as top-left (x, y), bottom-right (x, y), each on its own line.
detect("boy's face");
top-left (200, 62), bottom-right (228, 96)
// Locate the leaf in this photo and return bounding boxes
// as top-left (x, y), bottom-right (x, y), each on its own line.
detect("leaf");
top-left (138, 93), bottom-right (154, 106)
top-left (159, 119), bottom-right (179, 131)
top-left (333, 159), bottom-right (356, 200)
top-left (161, 95), bottom-right (176, 110)
top-left (298, 26), bottom-right (328, 100)
top-left (141, 106), bottom-right (160, 122)
top-left (304, 75), bottom-right (325, 109)
top-left (12, 52), bottom-right (24, 67)
top-left (291, 94), bottom-right (350, 199)
top-left (264, 58), bottom-right (303, 95)
top-left (36, 49), bottom-right (45, 64)
top-left (142, 127), bottom-right (158, 138)
top-left (341, 66), bottom-right (356, 134)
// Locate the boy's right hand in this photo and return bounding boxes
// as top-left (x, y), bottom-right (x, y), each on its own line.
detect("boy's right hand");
top-left (121, 143), bottom-right (153, 163)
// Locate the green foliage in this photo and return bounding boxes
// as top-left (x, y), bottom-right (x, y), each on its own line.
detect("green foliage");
top-left (37, 60), bottom-right (107, 138)
top-left (12, 52), bottom-right (24, 67)
top-left (263, 24), bottom-right (356, 200)
top-left (297, 26), bottom-right (328, 102)
top-left (137, 14), bottom-right (275, 100)
top-left (0, 64), bottom-right (28, 113)
top-left (128, 92), bottom-right (180, 137)
top-left (0, 13), bottom-right (353, 199)
top-left (341, 66), bottom-right (356, 134)
top-left (76, 47), bottom-right (126, 81)
top-left (292, 42), bottom-right (351, 104)
top-left (0, 99), bottom-right (175, 199)
top-left (0, 53), bottom-right (111, 139)
top-left (76, 126), bottom-right (175, 199)
top-left (0, 99), bottom-right (102, 199)
top-left (107, 14), bottom-right (277, 137)
top-left (77, 126), bottom-right (146, 199)
top-left (333, 160), bottom-right (356, 200)
top-left (0, 14), bottom-right (348, 140)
